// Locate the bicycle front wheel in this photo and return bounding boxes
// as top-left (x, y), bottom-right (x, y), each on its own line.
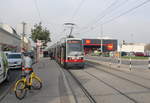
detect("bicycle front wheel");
top-left (14, 80), bottom-right (27, 100)
top-left (31, 77), bottom-right (42, 90)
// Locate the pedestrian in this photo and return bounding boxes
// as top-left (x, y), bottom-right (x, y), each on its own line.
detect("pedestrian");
top-left (22, 53), bottom-right (33, 89)
top-left (49, 52), bottom-right (53, 60)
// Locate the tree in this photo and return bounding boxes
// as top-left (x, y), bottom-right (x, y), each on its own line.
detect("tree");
top-left (31, 22), bottom-right (51, 44)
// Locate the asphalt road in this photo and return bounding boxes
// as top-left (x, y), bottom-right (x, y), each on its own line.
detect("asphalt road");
top-left (0, 69), bottom-right (21, 101)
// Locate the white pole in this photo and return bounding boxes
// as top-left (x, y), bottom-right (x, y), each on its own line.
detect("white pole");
top-left (101, 25), bottom-right (103, 55)
top-left (129, 57), bottom-right (132, 70)
top-left (129, 34), bottom-right (133, 71)
top-left (120, 43), bottom-right (122, 67)
top-left (118, 42), bottom-right (122, 68)
top-left (109, 57), bottom-right (111, 68)
top-left (148, 57), bottom-right (150, 69)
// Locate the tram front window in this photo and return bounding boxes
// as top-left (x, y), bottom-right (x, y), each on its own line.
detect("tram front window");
top-left (67, 40), bottom-right (83, 56)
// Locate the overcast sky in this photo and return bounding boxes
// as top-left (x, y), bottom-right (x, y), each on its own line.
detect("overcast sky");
top-left (0, 0), bottom-right (150, 44)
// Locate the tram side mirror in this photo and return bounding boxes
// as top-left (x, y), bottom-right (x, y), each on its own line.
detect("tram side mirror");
top-left (0, 63), bottom-right (2, 71)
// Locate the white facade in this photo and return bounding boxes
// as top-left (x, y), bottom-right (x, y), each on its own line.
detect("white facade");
top-left (121, 43), bottom-right (146, 53)
top-left (0, 24), bottom-right (21, 51)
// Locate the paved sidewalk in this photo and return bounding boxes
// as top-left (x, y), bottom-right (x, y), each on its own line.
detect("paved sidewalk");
top-left (0, 58), bottom-right (73, 103)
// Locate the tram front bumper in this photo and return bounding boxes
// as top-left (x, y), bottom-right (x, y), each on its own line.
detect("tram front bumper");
top-left (66, 62), bottom-right (84, 68)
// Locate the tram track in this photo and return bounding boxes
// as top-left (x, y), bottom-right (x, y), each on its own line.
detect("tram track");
top-left (67, 70), bottom-right (97, 103)
top-left (61, 69), bottom-right (79, 103)
top-left (87, 63), bottom-right (150, 90)
top-left (84, 71), bottom-right (138, 103)
top-left (55, 60), bottom-right (97, 103)
top-left (87, 60), bottom-right (150, 81)
top-left (56, 60), bottom-right (150, 103)
top-left (67, 64), bottom-right (143, 103)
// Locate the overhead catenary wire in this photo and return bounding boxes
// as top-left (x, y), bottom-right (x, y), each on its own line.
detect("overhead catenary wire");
top-left (77, 0), bottom-right (120, 32)
top-left (34, 0), bottom-right (54, 30)
top-left (76, 0), bottom-right (130, 34)
top-left (70, 0), bottom-right (86, 21)
top-left (64, 0), bottom-right (86, 38)
top-left (102, 0), bottom-right (150, 25)
top-left (33, 0), bottom-right (61, 42)
top-left (77, 0), bottom-right (150, 35)
top-left (34, 0), bottom-right (43, 22)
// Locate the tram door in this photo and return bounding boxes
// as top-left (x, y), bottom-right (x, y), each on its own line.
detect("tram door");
top-left (60, 47), bottom-right (65, 65)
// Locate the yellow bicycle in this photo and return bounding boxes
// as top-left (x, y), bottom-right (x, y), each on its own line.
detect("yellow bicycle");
top-left (14, 70), bottom-right (42, 100)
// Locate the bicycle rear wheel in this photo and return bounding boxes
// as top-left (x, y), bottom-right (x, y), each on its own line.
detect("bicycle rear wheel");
top-left (31, 77), bottom-right (42, 90)
top-left (14, 80), bottom-right (27, 100)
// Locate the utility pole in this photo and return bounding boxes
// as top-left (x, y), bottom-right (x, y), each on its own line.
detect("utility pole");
top-left (22, 22), bottom-right (26, 52)
top-left (100, 24), bottom-right (103, 54)
top-left (129, 34), bottom-right (134, 70)
top-left (64, 23), bottom-right (75, 38)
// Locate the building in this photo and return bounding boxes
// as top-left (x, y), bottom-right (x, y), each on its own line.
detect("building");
top-left (0, 24), bottom-right (21, 52)
top-left (82, 38), bottom-right (118, 54)
top-left (120, 42), bottom-right (150, 53)
top-left (121, 43), bottom-right (146, 53)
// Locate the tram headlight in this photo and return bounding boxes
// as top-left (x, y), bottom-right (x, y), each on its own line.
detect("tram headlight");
top-left (68, 57), bottom-right (72, 60)
top-left (79, 57), bottom-right (84, 60)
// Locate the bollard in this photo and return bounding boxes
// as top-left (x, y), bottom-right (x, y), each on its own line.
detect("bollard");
top-left (117, 59), bottom-right (120, 68)
top-left (148, 57), bottom-right (150, 69)
top-left (129, 58), bottom-right (132, 70)
top-left (109, 57), bottom-right (111, 68)
top-left (120, 57), bottom-right (122, 67)
top-left (118, 58), bottom-right (122, 68)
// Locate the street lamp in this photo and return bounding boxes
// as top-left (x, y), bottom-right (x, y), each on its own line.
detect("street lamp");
top-left (22, 22), bottom-right (26, 52)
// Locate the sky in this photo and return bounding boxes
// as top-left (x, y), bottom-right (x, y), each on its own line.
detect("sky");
top-left (0, 0), bottom-right (150, 44)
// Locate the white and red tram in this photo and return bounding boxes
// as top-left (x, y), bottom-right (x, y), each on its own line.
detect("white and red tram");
top-left (49, 38), bottom-right (84, 68)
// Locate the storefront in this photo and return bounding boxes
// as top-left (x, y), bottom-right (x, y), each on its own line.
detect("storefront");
top-left (82, 39), bottom-right (118, 54)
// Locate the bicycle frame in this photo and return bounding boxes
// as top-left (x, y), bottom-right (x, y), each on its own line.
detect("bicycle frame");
top-left (29, 72), bottom-right (42, 86)
top-left (14, 76), bottom-right (27, 91)
top-left (14, 72), bottom-right (42, 91)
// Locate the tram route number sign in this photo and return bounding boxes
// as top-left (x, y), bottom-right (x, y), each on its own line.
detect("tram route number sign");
top-left (67, 40), bottom-right (80, 43)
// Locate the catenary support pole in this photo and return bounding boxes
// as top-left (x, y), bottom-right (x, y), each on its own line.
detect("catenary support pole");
top-left (148, 57), bottom-right (150, 69)
top-left (129, 58), bottom-right (132, 70)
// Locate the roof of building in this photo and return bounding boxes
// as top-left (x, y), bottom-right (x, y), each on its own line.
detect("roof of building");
top-left (0, 23), bottom-right (17, 35)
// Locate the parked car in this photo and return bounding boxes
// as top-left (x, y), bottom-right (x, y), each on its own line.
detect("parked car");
top-left (144, 52), bottom-right (150, 57)
top-left (7, 52), bottom-right (23, 69)
top-left (121, 52), bottom-right (127, 56)
top-left (0, 51), bottom-right (10, 83)
top-left (134, 52), bottom-right (144, 56)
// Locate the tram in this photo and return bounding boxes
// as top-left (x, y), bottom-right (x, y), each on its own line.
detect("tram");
top-left (49, 38), bottom-right (84, 68)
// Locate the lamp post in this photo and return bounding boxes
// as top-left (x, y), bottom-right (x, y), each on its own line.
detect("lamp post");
top-left (118, 41), bottom-right (122, 68)
top-left (22, 22), bottom-right (26, 52)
